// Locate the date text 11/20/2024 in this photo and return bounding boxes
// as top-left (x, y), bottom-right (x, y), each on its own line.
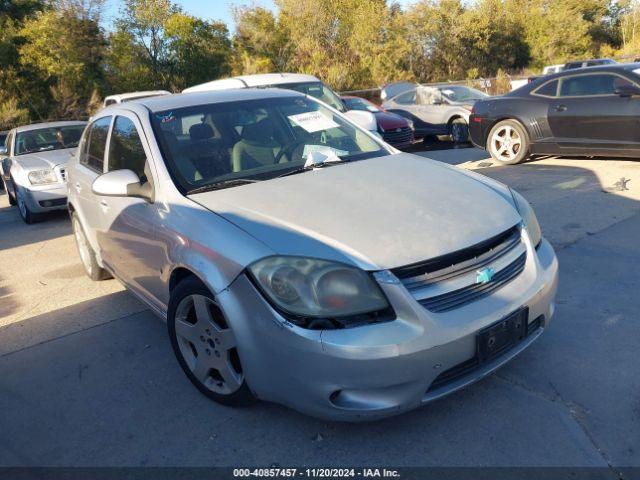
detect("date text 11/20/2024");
top-left (233, 468), bottom-right (401, 478)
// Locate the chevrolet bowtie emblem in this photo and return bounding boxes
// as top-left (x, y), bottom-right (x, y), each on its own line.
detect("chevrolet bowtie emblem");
top-left (476, 267), bottom-right (496, 284)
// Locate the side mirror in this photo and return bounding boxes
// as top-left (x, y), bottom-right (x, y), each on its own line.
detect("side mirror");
top-left (615, 84), bottom-right (640, 97)
top-left (344, 110), bottom-right (377, 132)
top-left (0, 146), bottom-right (7, 156)
top-left (92, 169), bottom-right (153, 202)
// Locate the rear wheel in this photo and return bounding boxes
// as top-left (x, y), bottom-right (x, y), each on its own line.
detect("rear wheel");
top-left (72, 212), bottom-right (111, 281)
top-left (450, 117), bottom-right (469, 144)
top-left (168, 276), bottom-right (256, 407)
top-left (487, 120), bottom-right (529, 165)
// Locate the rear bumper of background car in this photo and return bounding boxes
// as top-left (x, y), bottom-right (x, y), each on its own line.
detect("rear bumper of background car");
top-left (216, 236), bottom-right (558, 421)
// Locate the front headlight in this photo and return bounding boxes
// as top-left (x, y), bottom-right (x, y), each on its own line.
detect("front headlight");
top-left (510, 188), bottom-right (542, 248)
top-left (28, 169), bottom-right (57, 185)
top-left (248, 256), bottom-right (392, 329)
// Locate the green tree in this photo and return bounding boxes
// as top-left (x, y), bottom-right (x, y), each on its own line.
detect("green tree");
top-left (19, 0), bottom-right (107, 118)
top-left (165, 13), bottom-right (232, 90)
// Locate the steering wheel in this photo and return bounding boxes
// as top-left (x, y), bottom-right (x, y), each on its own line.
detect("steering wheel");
top-left (274, 139), bottom-right (308, 164)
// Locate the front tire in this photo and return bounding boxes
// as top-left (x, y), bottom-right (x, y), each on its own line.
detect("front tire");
top-left (487, 119), bottom-right (529, 164)
top-left (71, 212), bottom-right (111, 281)
top-left (450, 117), bottom-right (469, 144)
top-left (168, 276), bottom-right (256, 407)
top-left (15, 184), bottom-right (40, 224)
top-left (2, 177), bottom-right (16, 205)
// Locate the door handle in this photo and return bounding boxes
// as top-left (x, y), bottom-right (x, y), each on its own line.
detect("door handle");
top-left (74, 182), bottom-right (82, 192)
top-left (554, 104), bottom-right (567, 112)
top-left (99, 200), bottom-right (109, 209)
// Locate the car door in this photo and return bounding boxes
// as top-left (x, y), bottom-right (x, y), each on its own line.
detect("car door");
top-left (70, 116), bottom-right (112, 251)
top-left (547, 72), bottom-right (640, 149)
top-left (413, 86), bottom-right (449, 129)
top-left (97, 113), bottom-right (165, 308)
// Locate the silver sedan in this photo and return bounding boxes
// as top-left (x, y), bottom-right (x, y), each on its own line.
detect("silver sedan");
top-left (1, 121), bottom-right (86, 223)
top-left (66, 89), bottom-right (558, 421)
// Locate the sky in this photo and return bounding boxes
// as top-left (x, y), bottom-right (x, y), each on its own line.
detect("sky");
top-left (102, 0), bottom-right (416, 30)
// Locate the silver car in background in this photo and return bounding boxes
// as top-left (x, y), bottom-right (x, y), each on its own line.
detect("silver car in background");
top-left (383, 85), bottom-right (488, 144)
top-left (67, 88), bottom-right (558, 421)
top-left (1, 121), bottom-right (86, 223)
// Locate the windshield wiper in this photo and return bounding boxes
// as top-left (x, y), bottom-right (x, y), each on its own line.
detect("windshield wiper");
top-left (186, 178), bottom-right (260, 194)
top-left (277, 151), bottom-right (346, 179)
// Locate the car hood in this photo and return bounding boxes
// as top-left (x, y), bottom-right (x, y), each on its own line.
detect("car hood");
top-left (374, 111), bottom-right (410, 130)
top-left (190, 154), bottom-right (521, 270)
top-left (14, 148), bottom-right (76, 170)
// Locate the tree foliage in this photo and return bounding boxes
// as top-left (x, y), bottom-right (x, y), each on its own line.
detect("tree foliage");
top-left (0, 0), bottom-right (637, 130)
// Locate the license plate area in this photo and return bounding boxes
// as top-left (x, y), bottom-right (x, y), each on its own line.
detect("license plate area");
top-left (477, 307), bottom-right (529, 363)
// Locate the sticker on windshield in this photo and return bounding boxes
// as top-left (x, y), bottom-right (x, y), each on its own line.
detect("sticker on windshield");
top-left (302, 145), bottom-right (349, 157)
top-left (288, 111), bottom-right (339, 133)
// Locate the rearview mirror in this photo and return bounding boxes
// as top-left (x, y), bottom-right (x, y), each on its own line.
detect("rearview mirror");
top-left (92, 169), bottom-right (153, 202)
top-left (615, 84), bottom-right (640, 97)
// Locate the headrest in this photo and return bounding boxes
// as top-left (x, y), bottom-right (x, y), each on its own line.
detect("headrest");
top-left (190, 123), bottom-right (214, 141)
top-left (241, 119), bottom-right (276, 144)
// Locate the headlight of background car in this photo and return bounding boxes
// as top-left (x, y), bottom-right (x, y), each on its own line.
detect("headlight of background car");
top-left (28, 169), bottom-right (58, 185)
top-left (248, 256), bottom-right (392, 329)
top-left (510, 188), bottom-right (542, 248)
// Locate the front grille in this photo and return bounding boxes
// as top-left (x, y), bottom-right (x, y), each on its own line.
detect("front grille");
top-left (427, 315), bottom-right (544, 393)
top-left (392, 226), bottom-right (526, 313)
top-left (382, 127), bottom-right (413, 146)
top-left (392, 226), bottom-right (520, 282)
top-left (418, 252), bottom-right (526, 313)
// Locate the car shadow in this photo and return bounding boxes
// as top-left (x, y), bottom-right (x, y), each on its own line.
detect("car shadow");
top-left (0, 200), bottom-right (71, 250)
top-left (1, 160), bottom-right (639, 466)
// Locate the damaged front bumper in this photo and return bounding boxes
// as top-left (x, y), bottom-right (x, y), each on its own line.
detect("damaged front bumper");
top-left (216, 237), bottom-right (558, 421)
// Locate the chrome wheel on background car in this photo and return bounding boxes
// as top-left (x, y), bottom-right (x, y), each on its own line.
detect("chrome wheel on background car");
top-left (487, 119), bottom-right (529, 165)
top-left (168, 277), bottom-right (255, 406)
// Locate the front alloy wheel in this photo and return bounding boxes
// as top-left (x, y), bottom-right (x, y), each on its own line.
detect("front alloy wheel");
top-left (168, 277), bottom-right (255, 406)
top-left (487, 120), bottom-right (529, 164)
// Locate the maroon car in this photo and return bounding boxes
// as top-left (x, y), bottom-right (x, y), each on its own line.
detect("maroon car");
top-left (341, 96), bottom-right (415, 149)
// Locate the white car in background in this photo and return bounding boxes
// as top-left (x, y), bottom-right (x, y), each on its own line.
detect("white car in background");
top-left (0, 121), bottom-right (86, 223)
top-left (183, 73), bottom-right (379, 136)
top-left (382, 85), bottom-right (488, 144)
top-left (103, 90), bottom-right (171, 107)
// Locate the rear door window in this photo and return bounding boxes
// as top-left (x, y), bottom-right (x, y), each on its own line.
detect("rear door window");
top-left (107, 116), bottom-right (148, 180)
top-left (559, 74), bottom-right (627, 97)
top-left (82, 116), bottom-right (112, 173)
top-left (533, 80), bottom-right (558, 97)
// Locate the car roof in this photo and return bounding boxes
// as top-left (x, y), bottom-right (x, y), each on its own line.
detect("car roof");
top-left (104, 90), bottom-right (171, 102)
top-left (100, 88), bottom-right (306, 115)
top-left (14, 120), bottom-right (87, 134)
top-left (183, 73), bottom-right (320, 93)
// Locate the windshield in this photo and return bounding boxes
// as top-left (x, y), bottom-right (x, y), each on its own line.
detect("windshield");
top-left (15, 125), bottom-right (85, 156)
top-left (275, 82), bottom-right (346, 112)
top-left (151, 96), bottom-right (389, 193)
top-left (342, 97), bottom-right (380, 112)
top-left (438, 86), bottom-right (488, 103)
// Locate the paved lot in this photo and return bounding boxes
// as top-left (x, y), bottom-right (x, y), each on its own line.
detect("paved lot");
top-left (0, 145), bottom-right (639, 469)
